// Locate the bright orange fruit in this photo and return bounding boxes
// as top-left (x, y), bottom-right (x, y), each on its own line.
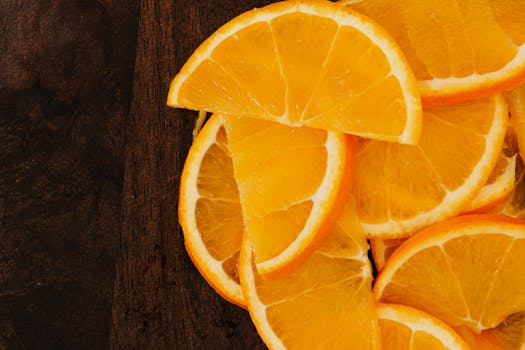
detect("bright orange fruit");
top-left (239, 199), bottom-right (381, 350)
top-left (375, 215), bottom-right (525, 346)
top-left (178, 115), bottom-right (245, 306)
top-left (378, 303), bottom-right (470, 350)
top-left (355, 95), bottom-right (507, 238)
top-left (342, 0), bottom-right (525, 104)
top-left (224, 115), bottom-right (353, 277)
top-left (168, 0), bottom-right (422, 144)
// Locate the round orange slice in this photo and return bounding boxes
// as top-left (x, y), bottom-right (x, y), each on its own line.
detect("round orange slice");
top-left (343, 0), bottom-right (525, 104)
top-left (239, 199), bottom-right (381, 350)
top-left (224, 115), bottom-right (354, 278)
top-left (168, 0), bottom-right (422, 144)
top-left (375, 215), bottom-right (525, 336)
top-left (371, 151), bottom-right (516, 272)
top-left (178, 114), bottom-right (245, 306)
top-left (355, 94), bottom-right (508, 238)
top-left (378, 303), bottom-right (470, 350)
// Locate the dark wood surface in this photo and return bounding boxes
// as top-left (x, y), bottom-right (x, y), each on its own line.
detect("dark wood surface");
top-left (0, 0), bottom-right (271, 348)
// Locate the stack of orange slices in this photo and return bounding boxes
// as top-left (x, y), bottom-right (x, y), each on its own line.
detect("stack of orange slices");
top-left (170, 0), bottom-right (525, 348)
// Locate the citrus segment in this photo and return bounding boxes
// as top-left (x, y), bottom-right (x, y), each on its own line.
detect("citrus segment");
top-left (168, 0), bottom-right (422, 144)
top-left (378, 303), bottom-right (470, 350)
top-left (239, 199), bottom-right (381, 350)
top-left (178, 114), bottom-right (244, 306)
top-left (342, 0), bottom-right (525, 104)
top-left (355, 95), bottom-right (508, 237)
top-left (375, 215), bottom-right (525, 336)
top-left (224, 115), bottom-right (353, 277)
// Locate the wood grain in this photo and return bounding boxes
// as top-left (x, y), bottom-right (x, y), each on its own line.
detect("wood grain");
top-left (109, 1), bottom-right (274, 348)
top-left (1, 0), bottom-right (274, 348)
top-left (0, 0), bottom-right (138, 349)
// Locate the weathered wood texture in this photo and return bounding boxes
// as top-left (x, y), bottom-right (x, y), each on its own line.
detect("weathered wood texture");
top-left (0, 0), bottom-right (139, 348)
top-left (109, 0), bottom-right (273, 348)
top-left (1, 0), bottom-right (271, 349)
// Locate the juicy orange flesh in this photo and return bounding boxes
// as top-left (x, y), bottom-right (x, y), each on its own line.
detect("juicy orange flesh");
top-left (346, 0), bottom-right (522, 81)
top-left (300, 25), bottom-right (407, 136)
top-left (455, 312), bottom-right (525, 350)
top-left (178, 58), bottom-right (267, 117)
top-left (247, 203), bottom-right (381, 349)
top-left (488, 0), bottom-right (525, 46)
top-left (379, 233), bottom-right (525, 332)
top-left (378, 239), bottom-right (405, 270)
top-left (464, 152), bottom-right (516, 214)
top-left (379, 318), bottom-right (451, 350)
top-left (356, 96), bottom-right (500, 224)
top-left (224, 116), bottom-right (329, 263)
top-left (485, 153), bottom-right (512, 185)
top-left (195, 126), bottom-right (243, 269)
top-left (247, 201), bottom-right (314, 265)
top-left (177, 10), bottom-right (411, 139)
top-left (379, 319), bottom-right (412, 349)
top-left (271, 13), bottom-right (338, 121)
top-left (412, 331), bottom-right (450, 350)
top-left (222, 252), bottom-right (241, 284)
top-left (383, 241), bottom-right (403, 262)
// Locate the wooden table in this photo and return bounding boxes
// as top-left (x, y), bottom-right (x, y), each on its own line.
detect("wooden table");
top-left (0, 0), bottom-right (272, 348)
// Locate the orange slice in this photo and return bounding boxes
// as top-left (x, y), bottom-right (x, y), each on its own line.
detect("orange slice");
top-left (375, 215), bottom-right (525, 337)
top-left (178, 114), bottom-right (244, 306)
top-left (224, 115), bottom-right (353, 277)
top-left (239, 199), bottom-right (381, 350)
top-left (168, 0), bottom-right (422, 144)
top-left (378, 303), bottom-right (470, 350)
top-left (371, 151), bottom-right (515, 271)
top-left (355, 94), bottom-right (508, 238)
top-left (370, 238), bottom-right (405, 272)
top-left (343, 0), bottom-right (525, 104)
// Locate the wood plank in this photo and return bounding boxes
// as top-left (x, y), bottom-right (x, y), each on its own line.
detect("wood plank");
top-left (110, 0), bottom-right (272, 348)
top-left (0, 0), bottom-right (139, 348)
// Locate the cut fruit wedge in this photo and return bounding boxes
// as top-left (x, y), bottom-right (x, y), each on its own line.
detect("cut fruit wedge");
top-left (225, 115), bottom-right (353, 277)
top-left (239, 199), bottom-right (381, 350)
top-left (178, 114), bottom-right (245, 306)
top-left (342, 0), bottom-right (525, 104)
top-left (378, 303), bottom-right (470, 350)
top-left (375, 215), bottom-right (525, 336)
top-left (168, 0), bottom-right (422, 144)
top-left (355, 94), bottom-right (508, 238)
